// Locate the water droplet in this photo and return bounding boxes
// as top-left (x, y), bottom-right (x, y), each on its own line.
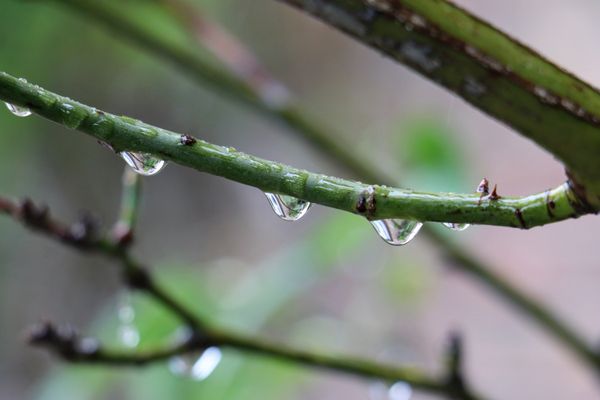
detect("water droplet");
top-left (120, 152), bottom-right (166, 176)
top-left (117, 294), bottom-right (140, 348)
top-left (168, 347), bottom-right (222, 381)
top-left (442, 222), bottom-right (470, 231)
top-left (369, 381), bottom-right (413, 400)
top-left (370, 219), bottom-right (423, 246)
top-left (5, 102), bottom-right (31, 117)
top-left (264, 192), bottom-right (311, 221)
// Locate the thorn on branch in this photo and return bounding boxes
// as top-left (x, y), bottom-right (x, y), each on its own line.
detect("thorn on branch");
top-left (180, 134), bottom-right (197, 146)
top-left (487, 184), bottom-right (501, 201)
top-left (476, 178), bottom-right (489, 196)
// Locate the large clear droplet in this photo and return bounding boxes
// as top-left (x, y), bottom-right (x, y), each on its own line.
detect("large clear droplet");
top-left (120, 151), bottom-right (166, 176)
top-left (168, 347), bottom-right (222, 381)
top-left (370, 381), bottom-right (413, 400)
top-left (370, 219), bottom-right (423, 246)
top-left (442, 222), bottom-right (470, 231)
top-left (264, 192), bottom-right (310, 221)
top-left (117, 294), bottom-right (140, 348)
top-left (5, 102), bottom-right (31, 117)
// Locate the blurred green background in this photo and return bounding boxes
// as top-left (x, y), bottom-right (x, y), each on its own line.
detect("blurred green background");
top-left (1, 0), bottom-right (600, 399)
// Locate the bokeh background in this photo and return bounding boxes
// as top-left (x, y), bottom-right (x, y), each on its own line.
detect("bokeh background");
top-left (1, 0), bottom-right (600, 399)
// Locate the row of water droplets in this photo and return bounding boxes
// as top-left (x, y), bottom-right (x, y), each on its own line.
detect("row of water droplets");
top-left (263, 190), bottom-right (470, 246)
top-left (117, 294), bottom-right (222, 381)
top-left (3, 102), bottom-right (468, 245)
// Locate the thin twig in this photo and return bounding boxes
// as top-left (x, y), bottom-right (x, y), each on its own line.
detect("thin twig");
top-left (111, 168), bottom-right (142, 247)
top-left (3, 195), bottom-right (482, 400)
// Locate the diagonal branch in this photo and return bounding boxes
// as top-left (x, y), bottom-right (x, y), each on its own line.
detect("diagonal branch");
top-left (3, 196), bottom-right (483, 400)
top-left (0, 71), bottom-right (587, 228)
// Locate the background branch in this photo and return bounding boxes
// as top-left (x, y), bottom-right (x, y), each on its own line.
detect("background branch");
top-left (2, 195), bottom-right (483, 400)
top-left (276, 0), bottom-right (600, 207)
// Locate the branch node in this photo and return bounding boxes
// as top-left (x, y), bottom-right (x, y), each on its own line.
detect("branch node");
top-left (124, 267), bottom-right (153, 291)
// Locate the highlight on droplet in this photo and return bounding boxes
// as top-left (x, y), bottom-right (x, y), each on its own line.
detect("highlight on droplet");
top-left (264, 192), bottom-right (311, 221)
top-left (168, 347), bottom-right (223, 381)
top-left (5, 102), bottom-right (31, 117)
top-left (442, 222), bottom-right (470, 231)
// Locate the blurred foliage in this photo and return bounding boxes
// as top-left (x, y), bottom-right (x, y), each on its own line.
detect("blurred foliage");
top-left (394, 116), bottom-right (467, 192)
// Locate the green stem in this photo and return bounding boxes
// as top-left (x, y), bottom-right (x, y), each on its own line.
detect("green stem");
top-left (0, 71), bottom-right (583, 227)
top-left (112, 168), bottom-right (142, 246)
top-left (276, 0), bottom-right (600, 207)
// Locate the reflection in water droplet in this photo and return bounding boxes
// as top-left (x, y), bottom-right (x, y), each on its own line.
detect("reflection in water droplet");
top-left (264, 192), bottom-right (311, 221)
top-left (442, 222), bottom-right (470, 231)
top-left (168, 347), bottom-right (222, 381)
top-left (369, 381), bottom-right (413, 400)
top-left (5, 102), bottom-right (31, 117)
top-left (120, 152), bottom-right (166, 176)
top-left (370, 219), bottom-right (422, 246)
top-left (117, 294), bottom-right (140, 348)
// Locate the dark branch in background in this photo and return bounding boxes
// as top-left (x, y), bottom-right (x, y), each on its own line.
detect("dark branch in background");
top-left (276, 0), bottom-right (600, 207)
top-left (159, 0), bottom-right (291, 107)
top-left (27, 0), bottom-right (600, 377)
top-left (1, 195), bottom-right (482, 400)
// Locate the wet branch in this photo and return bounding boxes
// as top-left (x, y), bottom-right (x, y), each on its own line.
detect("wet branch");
top-left (2, 196), bottom-right (482, 400)
top-left (9, 0), bottom-right (600, 384)
top-left (0, 71), bottom-right (586, 228)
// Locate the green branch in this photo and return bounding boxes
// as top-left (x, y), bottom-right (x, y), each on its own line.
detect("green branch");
top-left (11, 0), bottom-right (600, 382)
top-left (49, 0), bottom-right (395, 185)
top-left (276, 0), bottom-right (600, 208)
top-left (0, 71), bottom-right (584, 227)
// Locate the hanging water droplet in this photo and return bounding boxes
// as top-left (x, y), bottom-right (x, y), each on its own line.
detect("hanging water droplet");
top-left (369, 381), bottom-right (413, 400)
top-left (264, 192), bottom-right (311, 221)
top-left (442, 222), bottom-right (470, 231)
top-left (168, 347), bottom-right (222, 381)
top-left (5, 102), bottom-right (31, 117)
top-left (117, 294), bottom-right (140, 348)
top-left (120, 151), bottom-right (166, 176)
top-left (370, 219), bottom-right (422, 246)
